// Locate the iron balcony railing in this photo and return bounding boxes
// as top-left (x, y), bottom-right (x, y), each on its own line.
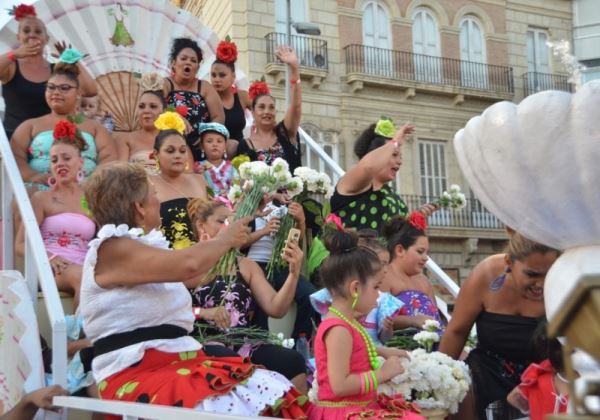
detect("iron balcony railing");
top-left (266, 32), bottom-right (328, 71)
top-left (403, 194), bottom-right (504, 230)
top-left (522, 72), bottom-right (573, 96)
top-left (344, 44), bottom-right (514, 94)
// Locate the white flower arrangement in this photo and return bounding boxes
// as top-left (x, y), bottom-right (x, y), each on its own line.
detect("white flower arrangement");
top-left (412, 319), bottom-right (441, 352)
top-left (435, 184), bottom-right (467, 210)
top-left (379, 349), bottom-right (472, 414)
top-left (293, 166), bottom-right (334, 199)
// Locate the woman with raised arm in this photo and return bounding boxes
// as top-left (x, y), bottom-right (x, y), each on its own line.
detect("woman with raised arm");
top-left (330, 121), bottom-right (435, 234)
top-left (233, 46), bottom-right (302, 172)
top-left (163, 38), bottom-right (224, 163)
top-left (10, 59), bottom-right (116, 192)
top-left (78, 161), bottom-right (309, 418)
top-left (115, 73), bottom-right (165, 174)
top-left (439, 231), bottom-right (560, 420)
top-left (210, 37), bottom-right (252, 157)
top-left (0, 4), bottom-right (97, 140)
top-left (15, 120), bottom-right (95, 308)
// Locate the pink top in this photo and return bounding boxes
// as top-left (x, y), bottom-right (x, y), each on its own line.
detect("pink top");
top-left (40, 212), bottom-right (96, 265)
top-left (309, 317), bottom-right (425, 420)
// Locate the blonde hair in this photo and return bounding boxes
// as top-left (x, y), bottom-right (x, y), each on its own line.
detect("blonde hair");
top-left (84, 162), bottom-right (149, 227)
top-left (505, 231), bottom-right (559, 262)
top-left (187, 198), bottom-right (225, 239)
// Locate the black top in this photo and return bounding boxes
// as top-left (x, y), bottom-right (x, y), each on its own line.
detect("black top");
top-left (165, 79), bottom-right (210, 162)
top-left (159, 197), bottom-right (195, 250)
top-left (330, 184), bottom-right (408, 233)
top-left (475, 311), bottom-right (541, 363)
top-left (224, 93), bottom-right (245, 142)
top-left (236, 121), bottom-right (302, 173)
top-left (2, 61), bottom-right (53, 139)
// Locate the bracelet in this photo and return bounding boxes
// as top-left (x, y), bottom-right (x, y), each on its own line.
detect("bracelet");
top-left (359, 373), bottom-right (366, 395)
top-left (7, 51), bottom-right (16, 62)
top-left (370, 370), bottom-right (378, 390)
top-left (290, 79), bottom-right (301, 85)
top-left (362, 372), bottom-right (370, 394)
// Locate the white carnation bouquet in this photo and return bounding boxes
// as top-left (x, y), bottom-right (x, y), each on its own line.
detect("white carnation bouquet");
top-left (266, 166), bottom-right (334, 279)
top-left (379, 320), bottom-right (471, 414)
top-left (434, 184), bottom-right (467, 210)
top-left (216, 159), bottom-right (298, 282)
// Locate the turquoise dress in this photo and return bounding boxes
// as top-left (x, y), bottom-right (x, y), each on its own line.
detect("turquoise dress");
top-left (26, 130), bottom-right (98, 190)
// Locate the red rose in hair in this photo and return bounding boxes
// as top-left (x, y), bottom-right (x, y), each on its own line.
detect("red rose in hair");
top-left (175, 105), bottom-right (189, 118)
top-left (11, 4), bottom-right (37, 21)
top-left (248, 80), bottom-right (270, 101)
top-left (216, 38), bottom-right (238, 64)
top-left (407, 211), bottom-right (428, 231)
top-left (53, 120), bottom-right (77, 141)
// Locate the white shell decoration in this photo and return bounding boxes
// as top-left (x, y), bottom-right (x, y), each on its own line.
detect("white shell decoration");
top-left (454, 80), bottom-right (600, 250)
top-left (0, 0), bottom-right (250, 130)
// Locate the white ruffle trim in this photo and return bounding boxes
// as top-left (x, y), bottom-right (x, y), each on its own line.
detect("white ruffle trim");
top-left (87, 224), bottom-right (171, 266)
top-left (196, 368), bottom-right (293, 416)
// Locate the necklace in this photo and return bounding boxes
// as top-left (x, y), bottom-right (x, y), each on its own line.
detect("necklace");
top-left (328, 307), bottom-right (380, 370)
top-left (157, 174), bottom-right (189, 198)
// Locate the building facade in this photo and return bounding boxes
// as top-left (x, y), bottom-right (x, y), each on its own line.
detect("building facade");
top-left (573, 0), bottom-right (600, 82)
top-left (176, 0), bottom-right (573, 287)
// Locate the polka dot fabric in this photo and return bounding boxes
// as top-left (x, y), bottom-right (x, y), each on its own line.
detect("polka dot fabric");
top-left (331, 185), bottom-right (408, 233)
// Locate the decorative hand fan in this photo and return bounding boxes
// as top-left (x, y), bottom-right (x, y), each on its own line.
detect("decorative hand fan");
top-left (453, 80), bottom-right (600, 250)
top-left (0, 0), bottom-right (250, 131)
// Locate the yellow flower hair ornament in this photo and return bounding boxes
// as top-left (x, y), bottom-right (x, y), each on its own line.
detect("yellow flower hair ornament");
top-left (154, 111), bottom-right (186, 135)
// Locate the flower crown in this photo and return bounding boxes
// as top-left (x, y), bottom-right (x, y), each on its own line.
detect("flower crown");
top-left (154, 111), bottom-right (186, 134)
top-left (374, 116), bottom-right (396, 139)
top-left (248, 76), bottom-right (270, 101)
top-left (216, 35), bottom-right (238, 64)
top-left (407, 211), bottom-right (428, 231)
top-left (53, 119), bottom-right (83, 144)
top-left (8, 4), bottom-right (36, 21)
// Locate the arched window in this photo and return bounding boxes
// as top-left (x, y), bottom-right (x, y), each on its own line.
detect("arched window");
top-left (362, 1), bottom-right (392, 76)
top-left (362, 1), bottom-right (390, 49)
top-left (412, 8), bottom-right (441, 82)
top-left (460, 16), bottom-right (486, 88)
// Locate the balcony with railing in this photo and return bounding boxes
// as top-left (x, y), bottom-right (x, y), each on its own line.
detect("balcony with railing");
top-left (343, 44), bottom-right (514, 101)
top-left (403, 194), bottom-right (504, 232)
top-left (265, 32), bottom-right (328, 88)
top-left (522, 72), bottom-right (573, 97)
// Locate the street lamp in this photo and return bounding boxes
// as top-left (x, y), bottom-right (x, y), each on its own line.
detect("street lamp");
top-left (284, 0), bottom-right (321, 107)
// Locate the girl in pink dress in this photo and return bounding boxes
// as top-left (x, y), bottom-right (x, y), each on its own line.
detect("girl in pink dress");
top-left (308, 229), bottom-right (424, 420)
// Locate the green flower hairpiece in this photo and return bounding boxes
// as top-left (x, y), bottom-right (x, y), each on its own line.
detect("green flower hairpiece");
top-left (59, 48), bottom-right (84, 64)
top-left (374, 117), bottom-right (395, 139)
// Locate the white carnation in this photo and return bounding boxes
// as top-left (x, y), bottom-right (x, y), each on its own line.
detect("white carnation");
top-left (449, 184), bottom-right (461, 194)
top-left (227, 184), bottom-right (243, 204)
top-left (239, 162), bottom-right (253, 180)
top-left (271, 157), bottom-right (289, 174)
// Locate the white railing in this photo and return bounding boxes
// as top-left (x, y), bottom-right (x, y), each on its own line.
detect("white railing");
top-left (0, 126), bottom-right (68, 415)
top-left (299, 127), bottom-right (344, 184)
top-left (300, 130), bottom-right (460, 319)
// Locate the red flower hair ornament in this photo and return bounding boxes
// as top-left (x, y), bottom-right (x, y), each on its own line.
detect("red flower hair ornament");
top-left (248, 78), bottom-right (270, 101)
top-left (53, 120), bottom-right (78, 142)
top-left (9, 4), bottom-right (36, 21)
top-left (407, 211), bottom-right (428, 231)
top-left (324, 213), bottom-right (345, 232)
top-left (216, 36), bottom-right (238, 64)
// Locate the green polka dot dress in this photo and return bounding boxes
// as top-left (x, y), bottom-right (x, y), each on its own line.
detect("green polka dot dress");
top-left (330, 184), bottom-right (408, 233)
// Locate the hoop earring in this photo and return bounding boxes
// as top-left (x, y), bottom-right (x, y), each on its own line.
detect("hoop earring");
top-left (155, 161), bottom-right (161, 173)
top-left (47, 176), bottom-right (57, 189)
top-left (76, 170), bottom-right (84, 183)
top-left (184, 162), bottom-right (190, 172)
top-left (351, 291), bottom-right (359, 310)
